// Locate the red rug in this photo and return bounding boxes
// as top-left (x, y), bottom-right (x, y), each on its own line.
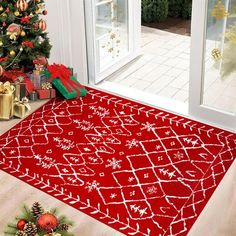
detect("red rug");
top-left (0, 88), bottom-right (236, 236)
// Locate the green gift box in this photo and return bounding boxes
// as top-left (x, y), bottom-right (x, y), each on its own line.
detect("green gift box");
top-left (52, 76), bottom-right (87, 100)
top-left (44, 64), bottom-right (87, 100)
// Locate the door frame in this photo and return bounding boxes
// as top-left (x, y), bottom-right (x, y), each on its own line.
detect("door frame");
top-left (84, 0), bottom-right (141, 84)
top-left (189, 0), bottom-right (236, 131)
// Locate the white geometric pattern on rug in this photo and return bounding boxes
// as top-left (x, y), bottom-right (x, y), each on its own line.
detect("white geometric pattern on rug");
top-left (0, 89), bottom-right (236, 236)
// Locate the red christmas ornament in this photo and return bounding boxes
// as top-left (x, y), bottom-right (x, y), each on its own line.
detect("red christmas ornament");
top-left (2, 22), bottom-right (6, 27)
top-left (38, 19), bottom-right (47, 31)
top-left (17, 219), bottom-right (27, 230)
top-left (36, 213), bottom-right (58, 232)
top-left (33, 55), bottom-right (48, 66)
top-left (16, 0), bottom-right (28, 12)
top-left (42, 10), bottom-right (48, 15)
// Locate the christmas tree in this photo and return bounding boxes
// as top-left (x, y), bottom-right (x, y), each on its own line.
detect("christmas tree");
top-left (0, 0), bottom-right (52, 74)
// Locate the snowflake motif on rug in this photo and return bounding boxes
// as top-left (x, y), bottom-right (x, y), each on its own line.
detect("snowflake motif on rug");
top-left (146, 185), bottom-right (158, 195)
top-left (106, 157), bottom-right (122, 170)
top-left (126, 139), bottom-right (139, 149)
top-left (173, 151), bottom-right (184, 160)
top-left (85, 180), bottom-right (100, 192)
top-left (141, 122), bottom-right (156, 132)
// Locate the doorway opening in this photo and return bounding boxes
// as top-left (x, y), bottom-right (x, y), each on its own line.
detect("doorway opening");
top-left (85, 0), bottom-right (236, 129)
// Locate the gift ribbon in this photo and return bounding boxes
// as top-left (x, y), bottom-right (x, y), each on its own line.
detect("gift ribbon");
top-left (0, 81), bottom-right (15, 94)
top-left (47, 64), bottom-right (85, 96)
top-left (14, 96), bottom-right (31, 111)
top-left (41, 82), bottom-right (52, 90)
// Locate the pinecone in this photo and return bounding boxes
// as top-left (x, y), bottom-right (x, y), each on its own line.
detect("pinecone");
top-left (15, 231), bottom-right (27, 236)
top-left (23, 222), bottom-right (37, 236)
top-left (31, 202), bottom-right (44, 219)
top-left (57, 223), bottom-right (69, 231)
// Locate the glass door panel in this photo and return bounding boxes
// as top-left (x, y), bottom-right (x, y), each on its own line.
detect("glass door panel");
top-left (85, 0), bottom-right (140, 84)
top-left (189, 0), bottom-right (236, 130)
top-left (202, 0), bottom-right (236, 114)
top-left (95, 0), bottom-right (129, 73)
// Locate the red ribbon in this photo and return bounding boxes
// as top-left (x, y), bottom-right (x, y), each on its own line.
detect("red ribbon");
top-left (0, 56), bottom-right (8, 63)
top-left (2, 70), bottom-right (26, 82)
top-left (47, 64), bottom-right (84, 96)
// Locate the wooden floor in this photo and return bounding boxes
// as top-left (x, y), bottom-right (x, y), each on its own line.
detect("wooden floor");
top-left (0, 102), bottom-right (236, 236)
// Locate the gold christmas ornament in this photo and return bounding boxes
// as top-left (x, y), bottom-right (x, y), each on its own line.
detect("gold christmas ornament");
top-left (211, 48), bottom-right (222, 60)
top-left (0, 6), bottom-right (3, 11)
top-left (0, 41), bottom-right (3, 46)
top-left (20, 30), bottom-right (26, 37)
top-left (16, 0), bottom-right (29, 12)
top-left (10, 50), bottom-right (16, 57)
top-left (38, 19), bottom-right (47, 31)
top-left (1, 13), bottom-right (7, 17)
top-left (14, 11), bottom-right (20, 16)
top-left (211, 0), bottom-right (229, 21)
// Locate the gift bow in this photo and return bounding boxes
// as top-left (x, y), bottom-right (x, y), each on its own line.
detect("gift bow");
top-left (0, 81), bottom-right (15, 94)
top-left (41, 82), bottom-right (52, 90)
top-left (14, 97), bottom-right (31, 111)
top-left (46, 64), bottom-right (84, 95)
top-left (7, 32), bottom-right (18, 40)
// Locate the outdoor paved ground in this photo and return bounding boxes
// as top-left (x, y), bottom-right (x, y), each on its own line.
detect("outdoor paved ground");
top-left (107, 26), bottom-right (191, 103)
top-left (107, 26), bottom-right (236, 114)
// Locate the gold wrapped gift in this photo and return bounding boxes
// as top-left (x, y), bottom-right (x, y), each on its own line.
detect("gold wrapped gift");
top-left (14, 97), bottom-right (31, 119)
top-left (0, 81), bottom-right (15, 120)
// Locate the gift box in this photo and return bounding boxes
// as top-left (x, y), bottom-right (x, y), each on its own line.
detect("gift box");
top-left (14, 82), bottom-right (26, 100)
top-left (45, 64), bottom-right (87, 100)
top-left (14, 97), bottom-right (31, 119)
top-left (0, 82), bottom-right (15, 120)
top-left (28, 70), bottom-right (47, 90)
top-left (37, 88), bottom-right (56, 99)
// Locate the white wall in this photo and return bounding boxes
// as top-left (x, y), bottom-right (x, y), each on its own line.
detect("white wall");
top-left (45, 0), bottom-right (88, 84)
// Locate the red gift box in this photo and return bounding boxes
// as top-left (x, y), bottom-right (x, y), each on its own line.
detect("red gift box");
top-left (36, 88), bottom-right (56, 99)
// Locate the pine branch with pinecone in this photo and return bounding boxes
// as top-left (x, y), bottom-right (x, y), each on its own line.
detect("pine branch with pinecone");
top-left (32, 202), bottom-right (44, 219)
top-left (23, 222), bottom-right (37, 236)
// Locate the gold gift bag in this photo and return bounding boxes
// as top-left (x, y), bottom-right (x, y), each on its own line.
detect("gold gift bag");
top-left (0, 82), bottom-right (15, 120)
top-left (14, 97), bottom-right (31, 118)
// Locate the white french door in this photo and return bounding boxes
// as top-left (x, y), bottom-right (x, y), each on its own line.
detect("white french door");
top-left (189, 0), bottom-right (236, 131)
top-left (84, 0), bottom-right (141, 84)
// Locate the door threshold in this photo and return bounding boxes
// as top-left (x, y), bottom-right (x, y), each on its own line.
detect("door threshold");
top-left (94, 81), bottom-right (189, 117)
